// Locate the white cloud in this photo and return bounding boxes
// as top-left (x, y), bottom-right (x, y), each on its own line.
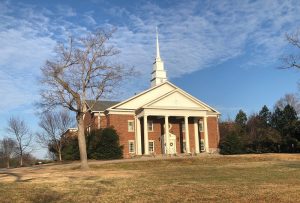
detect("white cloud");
top-left (0, 1), bottom-right (93, 112)
top-left (56, 5), bottom-right (77, 17)
top-left (83, 11), bottom-right (97, 25)
top-left (105, 0), bottom-right (300, 80)
top-left (1, 0), bottom-right (300, 115)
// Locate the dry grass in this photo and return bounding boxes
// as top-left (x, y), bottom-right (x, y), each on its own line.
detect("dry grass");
top-left (0, 154), bottom-right (299, 202)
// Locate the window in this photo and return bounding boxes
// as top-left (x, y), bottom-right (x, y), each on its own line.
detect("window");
top-left (149, 140), bottom-right (155, 153)
top-left (182, 140), bottom-right (186, 153)
top-left (200, 140), bottom-right (205, 152)
top-left (128, 140), bottom-right (135, 153)
top-left (147, 120), bottom-right (154, 132)
top-left (199, 120), bottom-right (204, 132)
top-left (181, 122), bottom-right (186, 132)
top-left (128, 120), bottom-right (134, 132)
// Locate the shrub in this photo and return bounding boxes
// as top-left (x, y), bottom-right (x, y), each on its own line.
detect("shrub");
top-left (219, 131), bottom-right (244, 155)
top-left (54, 127), bottom-right (123, 161)
top-left (61, 137), bottom-right (80, 161)
top-left (87, 128), bottom-right (123, 160)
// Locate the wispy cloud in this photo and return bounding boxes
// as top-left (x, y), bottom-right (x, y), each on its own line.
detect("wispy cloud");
top-left (103, 0), bottom-right (300, 79)
top-left (0, 0), bottom-right (300, 119)
top-left (56, 5), bottom-right (77, 17)
top-left (83, 11), bottom-right (97, 25)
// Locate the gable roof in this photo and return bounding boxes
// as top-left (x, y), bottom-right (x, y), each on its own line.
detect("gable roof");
top-left (108, 82), bottom-right (177, 110)
top-left (143, 89), bottom-right (210, 110)
top-left (108, 81), bottom-right (220, 114)
top-left (86, 100), bottom-right (120, 112)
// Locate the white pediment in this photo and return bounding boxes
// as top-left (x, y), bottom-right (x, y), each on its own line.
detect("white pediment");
top-left (108, 81), bottom-right (219, 114)
top-left (110, 82), bottom-right (176, 110)
top-left (144, 90), bottom-right (209, 110)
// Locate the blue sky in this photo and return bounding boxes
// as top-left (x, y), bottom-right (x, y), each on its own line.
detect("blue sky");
top-left (0, 0), bottom-right (300, 157)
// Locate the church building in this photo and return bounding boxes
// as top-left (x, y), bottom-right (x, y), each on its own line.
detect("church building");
top-left (83, 31), bottom-right (221, 158)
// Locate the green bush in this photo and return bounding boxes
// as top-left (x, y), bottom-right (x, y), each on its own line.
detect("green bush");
top-left (53, 127), bottom-right (123, 161)
top-left (61, 138), bottom-right (80, 161)
top-left (87, 128), bottom-right (123, 160)
top-left (219, 131), bottom-right (244, 155)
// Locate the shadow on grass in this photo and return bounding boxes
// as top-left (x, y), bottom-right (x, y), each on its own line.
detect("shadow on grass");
top-left (0, 172), bottom-right (22, 182)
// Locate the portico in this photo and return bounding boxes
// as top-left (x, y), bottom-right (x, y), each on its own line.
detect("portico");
top-left (134, 107), bottom-right (212, 155)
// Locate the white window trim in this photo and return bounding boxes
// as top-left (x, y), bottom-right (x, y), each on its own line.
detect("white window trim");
top-left (128, 140), bottom-right (135, 153)
top-left (128, 120), bottom-right (134, 132)
top-left (181, 122), bottom-right (185, 132)
top-left (147, 120), bottom-right (154, 132)
top-left (199, 120), bottom-right (204, 132)
top-left (149, 140), bottom-right (155, 153)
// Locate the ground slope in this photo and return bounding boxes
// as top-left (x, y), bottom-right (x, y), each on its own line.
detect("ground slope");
top-left (0, 154), bottom-right (299, 202)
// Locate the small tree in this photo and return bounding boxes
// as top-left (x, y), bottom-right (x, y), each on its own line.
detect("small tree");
top-left (87, 128), bottom-right (123, 160)
top-left (39, 29), bottom-right (133, 169)
top-left (235, 110), bottom-right (247, 127)
top-left (36, 111), bottom-right (74, 161)
top-left (219, 131), bottom-right (244, 155)
top-left (6, 117), bottom-right (32, 167)
top-left (258, 105), bottom-right (272, 127)
top-left (271, 107), bottom-right (285, 134)
top-left (246, 114), bottom-right (281, 153)
top-left (59, 137), bottom-right (80, 161)
top-left (275, 94), bottom-right (300, 115)
top-left (0, 138), bottom-right (17, 168)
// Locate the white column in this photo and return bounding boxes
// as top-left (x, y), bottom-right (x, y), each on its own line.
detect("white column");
top-left (203, 116), bottom-right (209, 152)
top-left (144, 115), bottom-right (149, 155)
top-left (164, 115), bottom-right (169, 154)
top-left (194, 118), bottom-right (200, 154)
top-left (136, 117), bottom-right (142, 155)
top-left (184, 116), bottom-right (190, 153)
top-left (98, 113), bottom-right (101, 129)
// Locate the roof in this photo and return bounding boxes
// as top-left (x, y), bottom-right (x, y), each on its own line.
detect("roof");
top-left (86, 100), bottom-right (120, 112)
top-left (108, 81), bottom-right (220, 114)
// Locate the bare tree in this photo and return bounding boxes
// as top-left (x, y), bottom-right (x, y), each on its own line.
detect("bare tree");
top-left (39, 29), bottom-right (133, 169)
top-left (282, 30), bottom-right (300, 69)
top-left (6, 117), bottom-right (32, 167)
top-left (36, 111), bottom-right (74, 161)
top-left (0, 138), bottom-right (17, 168)
top-left (275, 93), bottom-right (300, 115)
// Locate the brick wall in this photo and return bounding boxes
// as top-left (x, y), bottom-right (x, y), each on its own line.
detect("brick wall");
top-left (207, 116), bottom-right (220, 151)
top-left (108, 114), bottom-right (135, 158)
top-left (83, 112), bottom-right (219, 158)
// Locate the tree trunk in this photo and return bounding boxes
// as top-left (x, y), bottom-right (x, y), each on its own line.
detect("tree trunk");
top-left (58, 148), bottom-right (62, 162)
top-left (77, 113), bottom-right (89, 170)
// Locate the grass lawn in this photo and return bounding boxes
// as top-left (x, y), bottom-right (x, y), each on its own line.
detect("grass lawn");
top-left (0, 154), bottom-right (299, 202)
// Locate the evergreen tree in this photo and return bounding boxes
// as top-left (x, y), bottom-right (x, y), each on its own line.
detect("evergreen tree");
top-left (258, 105), bottom-right (271, 126)
top-left (219, 131), bottom-right (244, 155)
top-left (235, 110), bottom-right (247, 127)
top-left (87, 128), bottom-right (123, 160)
top-left (271, 107), bottom-right (285, 134)
top-left (282, 105), bottom-right (297, 125)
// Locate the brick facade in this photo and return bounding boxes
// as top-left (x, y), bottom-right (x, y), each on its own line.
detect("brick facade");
top-left (207, 116), bottom-right (219, 152)
top-left (84, 110), bottom-right (220, 158)
top-left (107, 114), bottom-right (135, 158)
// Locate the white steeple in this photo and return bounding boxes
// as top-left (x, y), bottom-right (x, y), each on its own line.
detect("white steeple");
top-left (151, 27), bottom-right (167, 87)
top-left (156, 27), bottom-right (161, 59)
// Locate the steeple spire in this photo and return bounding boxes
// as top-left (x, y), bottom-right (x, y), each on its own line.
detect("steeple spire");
top-left (156, 26), bottom-right (160, 59)
top-left (151, 27), bottom-right (167, 87)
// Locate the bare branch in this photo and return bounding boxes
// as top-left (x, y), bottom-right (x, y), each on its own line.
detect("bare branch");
top-left (282, 30), bottom-right (300, 69)
top-left (38, 28), bottom-right (135, 169)
top-left (6, 117), bottom-right (32, 167)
